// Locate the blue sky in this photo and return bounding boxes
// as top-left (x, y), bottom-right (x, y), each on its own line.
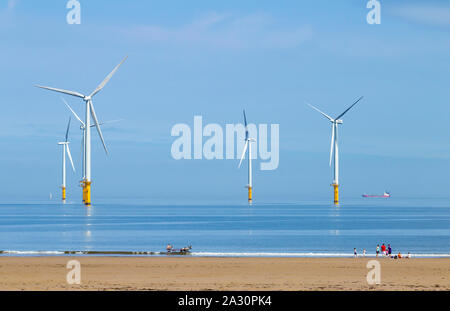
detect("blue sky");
top-left (0, 0), bottom-right (450, 203)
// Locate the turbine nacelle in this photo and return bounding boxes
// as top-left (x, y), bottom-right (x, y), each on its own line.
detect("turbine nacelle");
top-left (335, 120), bottom-right (343, 124)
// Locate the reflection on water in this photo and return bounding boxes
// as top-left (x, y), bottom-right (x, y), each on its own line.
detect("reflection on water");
top-left (85, 206), bottom-right (92, 217)
top-left (329, 230), bottom-right (340, 236)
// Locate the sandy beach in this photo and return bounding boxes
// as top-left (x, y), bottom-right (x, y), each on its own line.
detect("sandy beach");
top-left (0, 257), bottom-right (448, 291)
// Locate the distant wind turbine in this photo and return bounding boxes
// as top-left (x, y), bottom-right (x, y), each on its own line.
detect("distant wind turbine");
top-left (238, 110), bottom-right (256, 204)
top-left (307, 96), bottom-right (364, 205)
top-left (35, 56), bottom-right (127, 206)
top-left (58, 117), bottom-right (75, 203)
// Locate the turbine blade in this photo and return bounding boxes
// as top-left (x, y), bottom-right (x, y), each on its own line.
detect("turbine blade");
top-left (329, 124), bottom-right (335, 167)
top-left (306, 102), bottom-right (334, 121)
top-left (62, 97), bottom-right (84, 127)
top-left (89, 101), bottom-right (108, 154)
top-left (243, 110), bottom-right (249, 140)
top-left (66, 144), bottom-right (76, 172)
top-left (35, 85), bottom-right (85, 99)
top-left (65, 117), bottom-right (71, 142)
top-left (238, 141), bottom-right (249, 168)
top-left (335, 96), bottom-right (364, 120)
top-left (89, 56), bottom-right (128, 98)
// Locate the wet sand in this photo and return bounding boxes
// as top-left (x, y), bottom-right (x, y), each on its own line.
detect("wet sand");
top-left (0, 257), bottom-right (448, 291)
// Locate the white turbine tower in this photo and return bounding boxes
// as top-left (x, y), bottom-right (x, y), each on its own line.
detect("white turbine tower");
top-left (308, 96), bottom-right (363, 205)
top-left (238, 110), bottom-right (256, 204)
top-left (36, 56), bottom-right (127, 206)
top-left (62, 98), bottom-right (121, 187)
top-left (58, 117), bottom-right (75, 203)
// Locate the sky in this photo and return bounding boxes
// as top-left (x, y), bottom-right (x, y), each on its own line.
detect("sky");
top-left (0, 0), bottom-right (450, 204)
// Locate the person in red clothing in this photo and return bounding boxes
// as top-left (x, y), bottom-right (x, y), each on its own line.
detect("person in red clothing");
top-left (381, 243), bottom-right (386, 256)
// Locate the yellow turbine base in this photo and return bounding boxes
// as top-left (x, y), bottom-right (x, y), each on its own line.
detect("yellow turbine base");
top-left (62, 187), bottom-right (66, 201)
top-left (248, 186), bottom-right (252, 203)
top-left (84, 181), bottom-right (91, 206)
top-left (333, 184), bottom-right (339, 205)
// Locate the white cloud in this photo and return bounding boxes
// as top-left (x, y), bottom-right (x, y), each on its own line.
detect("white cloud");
top-left (122, 12), bottom-right (313, 50)
top-left (390, 4), bottom-right (450, 27)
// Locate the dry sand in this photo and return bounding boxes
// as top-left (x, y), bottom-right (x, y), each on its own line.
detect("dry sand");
top-left (0, 257), bottom-right (448, 291)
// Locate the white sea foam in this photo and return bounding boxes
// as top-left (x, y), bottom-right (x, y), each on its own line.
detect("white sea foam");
top-left (1, 250), bottom-right (450, 258)
top-left (1, 250), bottom-right (65, 255)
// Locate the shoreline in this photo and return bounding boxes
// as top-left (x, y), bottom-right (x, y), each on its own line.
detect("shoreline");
top-left (0, 257), bottom-right (448, 291)
top-left (2, 250), bottom-right (450, 258)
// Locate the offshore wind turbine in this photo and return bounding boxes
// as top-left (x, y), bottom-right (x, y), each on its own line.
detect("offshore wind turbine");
top-left (307, 96), bottom-right (363, 205)
top-left (238, 110), bottom-right (256, 204)
top-left (58, 117), bottom-right (75, 203)
top-left (35, 56), bottom-right (127, 206)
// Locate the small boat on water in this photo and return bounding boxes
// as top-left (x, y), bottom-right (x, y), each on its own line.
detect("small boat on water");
top-left (362, 191), bottom-right (391, 198)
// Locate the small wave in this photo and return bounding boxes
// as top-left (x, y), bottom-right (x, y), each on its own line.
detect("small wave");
top-left (1, 250), bottom-right (65, 255)
top-left (1, 250), bottom-right (450, 258)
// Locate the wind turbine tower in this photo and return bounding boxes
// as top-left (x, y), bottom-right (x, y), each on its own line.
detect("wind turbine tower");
top-left (58, 117), bottom-right (75, 203)
top-left (239, 110), bottom-right (256, 204)
top-left (62, 97), bottom-right (121, 203)
top-left (308, 96), bottom-right (363, 205)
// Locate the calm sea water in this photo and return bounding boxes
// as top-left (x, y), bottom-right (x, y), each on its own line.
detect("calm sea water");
top-left (1, 198), bottom-right (449, 257)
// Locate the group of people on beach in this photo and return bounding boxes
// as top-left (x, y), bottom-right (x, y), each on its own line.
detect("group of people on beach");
top-left (376, 243), bottom-right (391, 257)
top-left (353, 243), bottom-right (411, 259)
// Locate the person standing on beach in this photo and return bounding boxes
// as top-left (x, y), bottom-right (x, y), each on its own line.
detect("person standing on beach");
top-left (381, 243), bottom-right (386, 256)
top-left (353, 248), bottom-right (357, 258)
top-left (388, 244), bottom-right (392, 257)
top-left (376, 245), bottom-right (380, 257)
top-left (363, 249), bottom-right (366, 257)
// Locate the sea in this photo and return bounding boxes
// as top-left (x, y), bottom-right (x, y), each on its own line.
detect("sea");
top-left (1, 198), bottom-right (449, 257)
